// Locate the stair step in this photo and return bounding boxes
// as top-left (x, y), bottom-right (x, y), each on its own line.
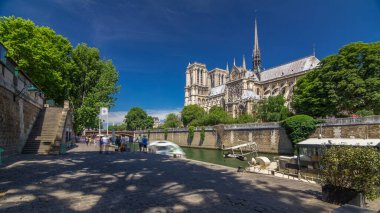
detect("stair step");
top-left (23, 106), bottom-right (64, 154)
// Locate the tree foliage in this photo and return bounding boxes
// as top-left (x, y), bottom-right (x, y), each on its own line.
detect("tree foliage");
top-left (234, 113), bottom-right (256, 124)
top-left (355, 109), bottom-right (374, 117)
top-left (163, 113), bottom-right (182, 128)
top-left (281, 115), bottom-right (318, 144)
top-left (70, 44), bottom-right (120, 132)
top-left (200, 106), bottom-right (232, 126)
top-left (164, 128), bottom-right (168, 140)
top-left (0, 16), bottom-right (72, 104)
top-left (0, 17), bottom-right (120, 133)
top-left (181, 105), bottom-right (205, 127)
top-left (258, 95), bottom-right (290, 122)
top-left (200, 127), bottom-right (206, 141)
top-left (293, 42), bottom-right (380, 117)
top-left (319, 146), bottom-right (380, 200)
top-left (188, 126), bottom-right (195, 139)
top-left (124, 107), bottom-right (154, 130)
top-left (109, 123), bottom-right (127, 131)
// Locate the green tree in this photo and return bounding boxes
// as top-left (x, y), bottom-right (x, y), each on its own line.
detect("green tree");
top-left (0, 16), bottom-right (73, 104)
top-left (293, 42), bottom-right (380, 117)
top-left (281, 115), bottom-right (318, 144)
top-left (0, 17), bottom-right (120, 132)
top-left (201, 106), bottom-right (233, 126)
top-left (109, 123), bottom-right (127, 131)
top-left (124, 107), bottom-right (153, 130)
top-left (235, 113), bottom-right (256, 124)
top-left (258, 95), bottom-right (290, 122)
top-left (70, 44), bottom-right (120, 132)
top-left (164, 113), bottom-right (182, 128)
top-left (181, 105), bottom-right (205, 127)
top-left (319, 146), bottom-right (380, 201)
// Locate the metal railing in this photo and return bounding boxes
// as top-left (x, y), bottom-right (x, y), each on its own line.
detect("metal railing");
top-left (319, 116), bottom-right (380, 126)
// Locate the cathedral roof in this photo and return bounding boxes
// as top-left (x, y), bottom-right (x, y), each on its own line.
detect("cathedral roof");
top-left (242, 90), bottom-right (260, 100)
top-left (260, 56), bottom-right (320, 82)
top-left (209, 85), bottom-right (225, 96)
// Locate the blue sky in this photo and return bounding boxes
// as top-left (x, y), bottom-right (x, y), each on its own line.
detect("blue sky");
top-left (1, 0), bottom-right (380, 122)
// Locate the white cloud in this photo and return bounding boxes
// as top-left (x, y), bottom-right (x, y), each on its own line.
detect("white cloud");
top-left (106, 108), bottom-right (181, 124)
top-left (146, 108), bottom-right (182, 121)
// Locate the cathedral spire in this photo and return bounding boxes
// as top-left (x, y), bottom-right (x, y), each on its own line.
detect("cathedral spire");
top-left (226, 62), bottom-right (229, 72)
top-left (233, 57), bottom-right (236, 66)
top-left (242, 55), bottom-right (246, 70)
top-left (252, 18), bottom-right (262, 74)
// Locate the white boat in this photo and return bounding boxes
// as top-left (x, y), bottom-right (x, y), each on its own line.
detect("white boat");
top-left (147, 140), bottom-right (186, 158)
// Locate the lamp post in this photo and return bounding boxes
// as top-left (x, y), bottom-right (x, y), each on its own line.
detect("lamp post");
top-left (14, 84), bottom-right (39, 101)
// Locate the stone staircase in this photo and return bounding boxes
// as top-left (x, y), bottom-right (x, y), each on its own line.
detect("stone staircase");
top-left (22, 107), bottom-right (63, 154)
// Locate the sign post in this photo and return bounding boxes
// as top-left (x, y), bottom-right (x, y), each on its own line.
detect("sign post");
top-left (100, 107), bottom-right (109, 136)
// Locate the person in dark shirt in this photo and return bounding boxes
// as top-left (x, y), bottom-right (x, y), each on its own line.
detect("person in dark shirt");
top-left (142, 135), bottom-right (148, 153)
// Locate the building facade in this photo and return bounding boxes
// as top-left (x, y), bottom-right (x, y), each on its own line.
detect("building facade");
top-left (184, 20), bottom-right (320, 117)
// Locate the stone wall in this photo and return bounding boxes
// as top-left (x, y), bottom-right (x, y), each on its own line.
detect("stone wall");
top-left (140, 116), bottom-right (380, 155)
top-left (138, 123), bottom-right (294, 154)
top-left (0, 57), bottom-right (44, 158)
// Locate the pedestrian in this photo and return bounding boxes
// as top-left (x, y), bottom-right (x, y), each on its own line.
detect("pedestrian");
top-left (142, 135), bottom-right (148, 153)
top-left (136, 134), bottom-right (143, 152)
top-left (92, 134), bottom-right (96, 146)
top-left (103, 136), bottom-right (110, 154)
top-left (86, 137), bottom-right (89, 146)
top-left (120, 136), bottom-right (126, 152)
top-left (99, 135), bottom-right (104, 154)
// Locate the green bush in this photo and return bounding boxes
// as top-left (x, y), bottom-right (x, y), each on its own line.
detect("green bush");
top-left (200, 127), bottom-right (206, 141)
top-left (164, 128), bottom-right (168, 140)
top-left (319, 146), bottom-right (380, 200)
top-left (355, 109), bottom-right (374, 117)
top-left (188, 126), bottom-right (195, 139)
top-left (281, 115), bottom-right (317, 144)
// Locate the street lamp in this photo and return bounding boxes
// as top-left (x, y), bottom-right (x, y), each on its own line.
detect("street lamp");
top-left (13, 84), bottom-right (39, 101)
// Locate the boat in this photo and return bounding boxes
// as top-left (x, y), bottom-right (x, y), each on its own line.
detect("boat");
top-left (222, 141), bottom-right (258, 161)
top-left (147, 140), bottom-right (186, 158)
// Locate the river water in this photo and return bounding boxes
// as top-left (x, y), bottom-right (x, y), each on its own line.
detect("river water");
top-left (182, 147), bottom-right (284, 169)
top-left (128, 142), bottom-right (286, 169)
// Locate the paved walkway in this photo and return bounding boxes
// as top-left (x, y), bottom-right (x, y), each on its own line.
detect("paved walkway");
top-left (0, 144), bottom-right (340, 212)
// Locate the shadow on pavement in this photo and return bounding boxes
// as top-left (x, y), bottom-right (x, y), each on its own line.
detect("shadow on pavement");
top-left (0, 145), bottom-right (337, 212)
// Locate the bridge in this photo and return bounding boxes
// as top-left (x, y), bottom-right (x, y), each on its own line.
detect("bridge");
top-left (83, 130), bottom-right (135, 137)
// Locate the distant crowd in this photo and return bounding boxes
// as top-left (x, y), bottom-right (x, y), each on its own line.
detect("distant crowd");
top-left (77, 134), bottom-right (149, 153)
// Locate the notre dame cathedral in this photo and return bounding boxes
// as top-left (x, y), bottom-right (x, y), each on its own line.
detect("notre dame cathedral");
top-left (184, 19), bottom-right (320, 118)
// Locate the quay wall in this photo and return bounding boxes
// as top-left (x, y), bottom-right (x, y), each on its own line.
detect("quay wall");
top-left (0, 58), bottom-right (44, 158)
top-left (138, 123), bottom-right (294, 154)
top-left (139, 116), bottom-right (380, 155)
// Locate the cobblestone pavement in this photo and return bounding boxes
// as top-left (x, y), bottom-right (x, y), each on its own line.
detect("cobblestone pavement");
top-left (0, 143), bottom-right (340, 213)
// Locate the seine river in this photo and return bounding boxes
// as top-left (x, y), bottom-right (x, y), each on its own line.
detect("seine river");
top-left (182, 147), bottom-right (284, 169)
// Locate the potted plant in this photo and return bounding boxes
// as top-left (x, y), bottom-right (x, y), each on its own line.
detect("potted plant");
top-left (319, 146), bottom-right (380, 207)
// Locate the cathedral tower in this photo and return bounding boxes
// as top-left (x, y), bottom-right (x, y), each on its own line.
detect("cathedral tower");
top-left (252, 18), bottom-right (262, 75)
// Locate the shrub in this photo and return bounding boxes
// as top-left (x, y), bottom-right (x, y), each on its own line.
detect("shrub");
top-left (200, 127), bottom-right (206, 141)
top-left (188, 126), bottom-right (195, 139)
top-left (164, 128), bottom-right (168, 140)
top-left (235, 113), bottom-right (256, 124)
top-left (355, 109), bottom-right (374, 117)
top-left (281, 115), bottom-right (318, 144)
top-left (319, 146), bottom-right (380, 200)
